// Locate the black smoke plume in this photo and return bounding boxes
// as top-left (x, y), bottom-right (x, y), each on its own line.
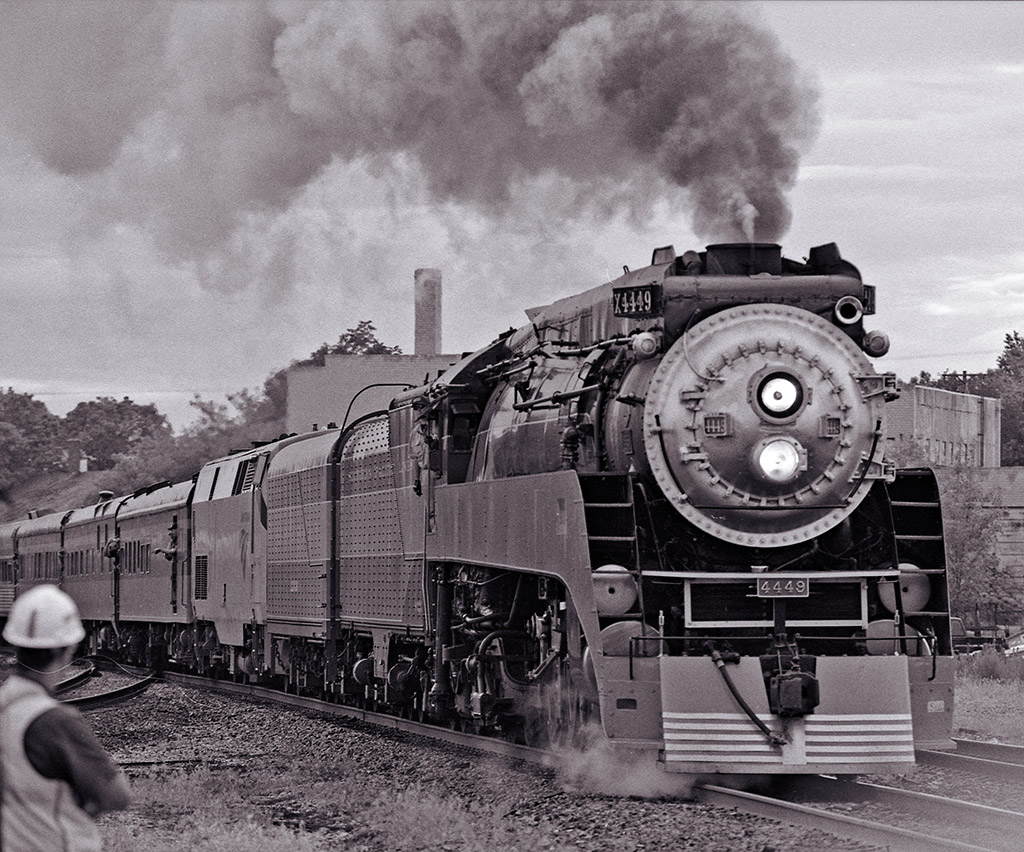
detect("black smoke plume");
top-left (0, 1), bottom-right (819, 290)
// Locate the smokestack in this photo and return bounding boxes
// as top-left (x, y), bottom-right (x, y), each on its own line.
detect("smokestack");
top-left (414, 268), bottom-right (442, 355)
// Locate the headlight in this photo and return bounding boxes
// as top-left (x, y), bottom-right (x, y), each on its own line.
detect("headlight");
top-left (754, 437), bottom-right (806, 483)
top-left (757, 373), bottom-right (803, 418)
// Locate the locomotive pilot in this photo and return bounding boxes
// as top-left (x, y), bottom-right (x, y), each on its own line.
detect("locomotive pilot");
top-left (0, 585), bottom-right (131, 852)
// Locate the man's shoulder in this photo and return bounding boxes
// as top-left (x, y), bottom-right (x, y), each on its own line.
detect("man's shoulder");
top-left (0, 674), bottom-right (58, 715)
top-left (29, 702), bottom-right (92, 742)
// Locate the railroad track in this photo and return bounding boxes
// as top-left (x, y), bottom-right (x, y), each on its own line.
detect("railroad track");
top-left (160, 671), bottom-right (543, 765)
top-left (918, 738), bottom-right (1024, 782)
top-left (697, 780), bottom-right (1022, 852)
top-left (58, 662), bottom-right (157, 710)
top-left (53, 661), bottom-right (97, 694)
top-left (62, 675), bottom-right (156, 710)
top-left (160, 671), bottom-right (1024, 851)
top-left (758, 774), bottom-right (1024, 852)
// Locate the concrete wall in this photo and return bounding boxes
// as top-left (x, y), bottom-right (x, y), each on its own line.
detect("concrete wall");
top-left (285, 353), bottom-right (460, 435)
top-left (886, 385), bottom-right (1001, 467)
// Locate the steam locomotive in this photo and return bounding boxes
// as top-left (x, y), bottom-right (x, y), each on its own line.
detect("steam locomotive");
top-left (0, 240), bottom-right (954, 776)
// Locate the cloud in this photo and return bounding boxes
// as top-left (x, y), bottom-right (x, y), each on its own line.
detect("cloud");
top-left (0, 3), bottom-right (168, 174)
top-left (799, 163), bottom-right (945, 182)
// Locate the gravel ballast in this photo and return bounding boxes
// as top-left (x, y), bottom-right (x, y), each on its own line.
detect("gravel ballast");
top-left (84, 680), bottom-right (890, 852)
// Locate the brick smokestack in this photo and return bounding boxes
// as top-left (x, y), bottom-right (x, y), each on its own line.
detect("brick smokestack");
top-left (414, 268), bottom-right (442, 355)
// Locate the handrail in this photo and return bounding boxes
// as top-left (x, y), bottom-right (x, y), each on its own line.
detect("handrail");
top-left (341, 383), bottom-right (415, 431)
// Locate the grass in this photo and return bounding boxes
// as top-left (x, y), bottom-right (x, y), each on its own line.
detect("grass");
top-left (100, 760), bottom-right (571, 852)
top-left (954, 647), bottom-right (1024, 743)
top-left (101, 764), bottom-right (341, 852)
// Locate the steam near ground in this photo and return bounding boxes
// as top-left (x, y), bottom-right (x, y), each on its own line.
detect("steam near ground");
top-left (551, 723), bottom-right (698, 800)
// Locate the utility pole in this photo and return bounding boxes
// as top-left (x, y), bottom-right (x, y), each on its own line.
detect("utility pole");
top-left (940, 371), bottom-right (986, 394)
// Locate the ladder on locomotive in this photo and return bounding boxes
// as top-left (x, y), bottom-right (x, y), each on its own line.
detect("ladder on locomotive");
top-left (578, 473), bottom-right (645, 620)
top-left (885, 469), bottom-right (950, 641)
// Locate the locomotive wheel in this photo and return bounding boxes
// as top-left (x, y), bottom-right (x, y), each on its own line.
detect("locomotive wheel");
top-left (529, 661), bottom-right (588, 749)
top-left (563, 688), bottom-right (591, 749)
top-left (544, 679), bottom-right (570, 747)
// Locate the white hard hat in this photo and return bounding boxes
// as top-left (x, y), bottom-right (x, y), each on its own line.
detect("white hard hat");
top-left (3, 585), bottom-right (86, 649)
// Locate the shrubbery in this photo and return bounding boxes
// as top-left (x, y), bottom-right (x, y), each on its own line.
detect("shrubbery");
top-left (956, 646), bottom-right (1024, 682)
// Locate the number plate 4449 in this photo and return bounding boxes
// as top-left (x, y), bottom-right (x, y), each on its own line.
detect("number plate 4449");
top-left (612, 284), bottom-right (662, 318)
top-left (756, 577), bottom-right (809, 598)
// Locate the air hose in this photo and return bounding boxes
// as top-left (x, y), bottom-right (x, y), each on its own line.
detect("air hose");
top-left (708, 646), bottom-right (786, 748)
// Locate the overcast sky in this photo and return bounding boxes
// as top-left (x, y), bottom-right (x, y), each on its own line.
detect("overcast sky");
top-left (1, 1), bottom-right (1021, 431)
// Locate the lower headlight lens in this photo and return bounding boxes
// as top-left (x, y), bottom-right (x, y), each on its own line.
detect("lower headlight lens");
top-left (757, 438), bottom-right (803, 483)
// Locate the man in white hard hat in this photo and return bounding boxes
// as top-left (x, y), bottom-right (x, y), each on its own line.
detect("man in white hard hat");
top-left (0, 585), bottom-right (131, 852)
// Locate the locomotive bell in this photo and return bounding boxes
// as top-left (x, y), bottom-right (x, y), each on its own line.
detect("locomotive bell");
top-left (592, 565), bottom-right (638, 615)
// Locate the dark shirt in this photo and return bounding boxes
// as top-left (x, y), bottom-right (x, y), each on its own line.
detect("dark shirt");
top-left (22, 705), bottom-right (131, 815)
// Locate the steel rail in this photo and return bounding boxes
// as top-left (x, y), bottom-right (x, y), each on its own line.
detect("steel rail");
top-left (62, 674), bottom-right (156, 710)
top-left (950, 737), bottom-right (1024, 763)
top-left (918, 738), bottom-right (1024, 782)
top-left (54, 663), bottom-right (97, 694)
top-left (848, 777), bottom-right (1024, 842)
top-left (696, 781), bottom-right (1013, 852)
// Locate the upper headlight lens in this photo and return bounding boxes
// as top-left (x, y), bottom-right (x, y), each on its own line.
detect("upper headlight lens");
top-left (756, 438), bottom-right (803, 483)
top-left (757, 373), bottom-right (803, 418)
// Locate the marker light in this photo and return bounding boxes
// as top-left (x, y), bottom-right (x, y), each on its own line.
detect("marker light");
top-left (758, 374), bottom-right (802, 417)
top-left (632, 332), bottom-right (660, 359)
top-left (755, 438), bottom-right (805, 483)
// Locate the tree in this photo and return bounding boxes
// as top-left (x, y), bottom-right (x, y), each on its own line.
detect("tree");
top-left (106, 378), bottom-right (296, 492)
top-left (0, 421), bottom-right (30, 499)
top-left (885, 435), bottom-right (931, 469)
top-left (228, 369), bottom-right (288, 435)
top-left (915, 331), bottom-right (1024, 465)
top-left (0, 389), bottom-right (64, 491)
top-left (103, 322), bottom-right (400, 491)
top-left (938, 465), bottom-right (1022, 626)
top-left (989, 332), bottom-right (1024, 465)
top-left (997, 331), bottom-right (1024, 379)
top-left (62, 397), bottom-right (171, 470)
top-left (299, 320), bottom-right (403, 367)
